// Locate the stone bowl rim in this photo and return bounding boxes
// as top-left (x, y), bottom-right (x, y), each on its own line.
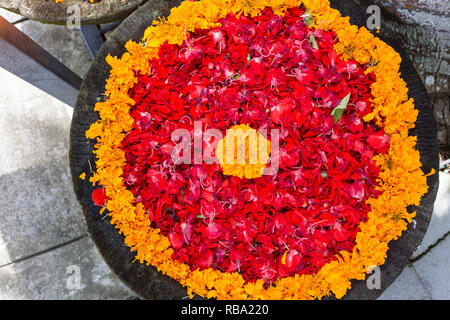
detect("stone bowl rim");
top-left (0, 0), bottom-right (146, 25)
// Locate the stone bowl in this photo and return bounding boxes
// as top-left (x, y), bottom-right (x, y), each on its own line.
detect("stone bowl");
top-left (69, 0), bottom-right (439, 299)
top-left (0, 0), bottom-right (146, 25)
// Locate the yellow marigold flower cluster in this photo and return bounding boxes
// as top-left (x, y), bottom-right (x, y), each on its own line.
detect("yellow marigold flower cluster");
top-left (216, 124), bottom-right (271, 179)
top-left (86, 0), bottom-right (432, 300)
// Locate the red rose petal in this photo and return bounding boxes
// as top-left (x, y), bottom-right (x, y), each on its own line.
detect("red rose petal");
top-left (92, 188), bottom-right (106, 206)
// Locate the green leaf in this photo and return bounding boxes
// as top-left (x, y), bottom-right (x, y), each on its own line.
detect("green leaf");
top-left (196, 214), bottom-right (206, 219)
top-left (247, 53), bottom-right (251, 62)
top-left (179, 186), bottom-right (186, 204)
top-left (302, 10), bottom-right (314, 26)
top-left (321, 171), bottom-right (328, 178)
top-left (331, 93), bottom-right (351, 124)
top-left (309, 34), bottom-right (318, 50)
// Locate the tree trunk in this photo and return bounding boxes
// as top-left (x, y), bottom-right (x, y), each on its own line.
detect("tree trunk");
top-left (357, 0), bottom-right (450, 158)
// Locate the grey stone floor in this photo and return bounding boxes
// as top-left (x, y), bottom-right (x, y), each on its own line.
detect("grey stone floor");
top-left (0, 9), bottom-right (449, 300)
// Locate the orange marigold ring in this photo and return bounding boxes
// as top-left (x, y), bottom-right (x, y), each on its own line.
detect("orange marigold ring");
top-left (70, 0), bottom-right (439, 299)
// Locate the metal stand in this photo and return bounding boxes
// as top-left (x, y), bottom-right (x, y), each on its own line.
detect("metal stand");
top-left (81, 22), bottom-right (121, 58)
top-left (0, 15), bottom-right (122, 106)
top-left (0, 16), bottom-right (83, 91)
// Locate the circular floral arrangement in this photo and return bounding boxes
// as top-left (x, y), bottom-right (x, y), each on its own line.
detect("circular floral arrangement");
top-left (84, 0), bottom-right (432, 299)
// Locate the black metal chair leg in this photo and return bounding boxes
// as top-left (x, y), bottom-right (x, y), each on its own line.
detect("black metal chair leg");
top-left (0, 15), bottom-right (83, 92)
top-left (80, 24), bottom-right (105, 59)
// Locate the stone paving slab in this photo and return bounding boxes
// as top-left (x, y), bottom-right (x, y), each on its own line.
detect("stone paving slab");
top-left (0, 39), bottom-right (80, 106)
top-left (378, 264), bottom-right (431, 300)
top-left (0, 58), bottom-right (85, 265)
top-left (0, 236), bottom-right (135, 299)
top-left (0, 13), bottom-right (94, 267)
top-left (0, 18), bottom-right (137, 299)
top-left (1, 9), bottom-right (92, 78)
top-left (0, 8), bottom-right (23, 23)
top-left (0, 161), bottom-right (87, 266)
top-left (413, 233), bottom-right (450, 299)
top-left (16, 19), bottom-right (92, 78)
top-left (413, 172), bottom-right (450, 258)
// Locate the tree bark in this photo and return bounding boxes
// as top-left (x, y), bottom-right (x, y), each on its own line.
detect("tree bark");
top-left (357, 0), bottom-right (450, 158)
